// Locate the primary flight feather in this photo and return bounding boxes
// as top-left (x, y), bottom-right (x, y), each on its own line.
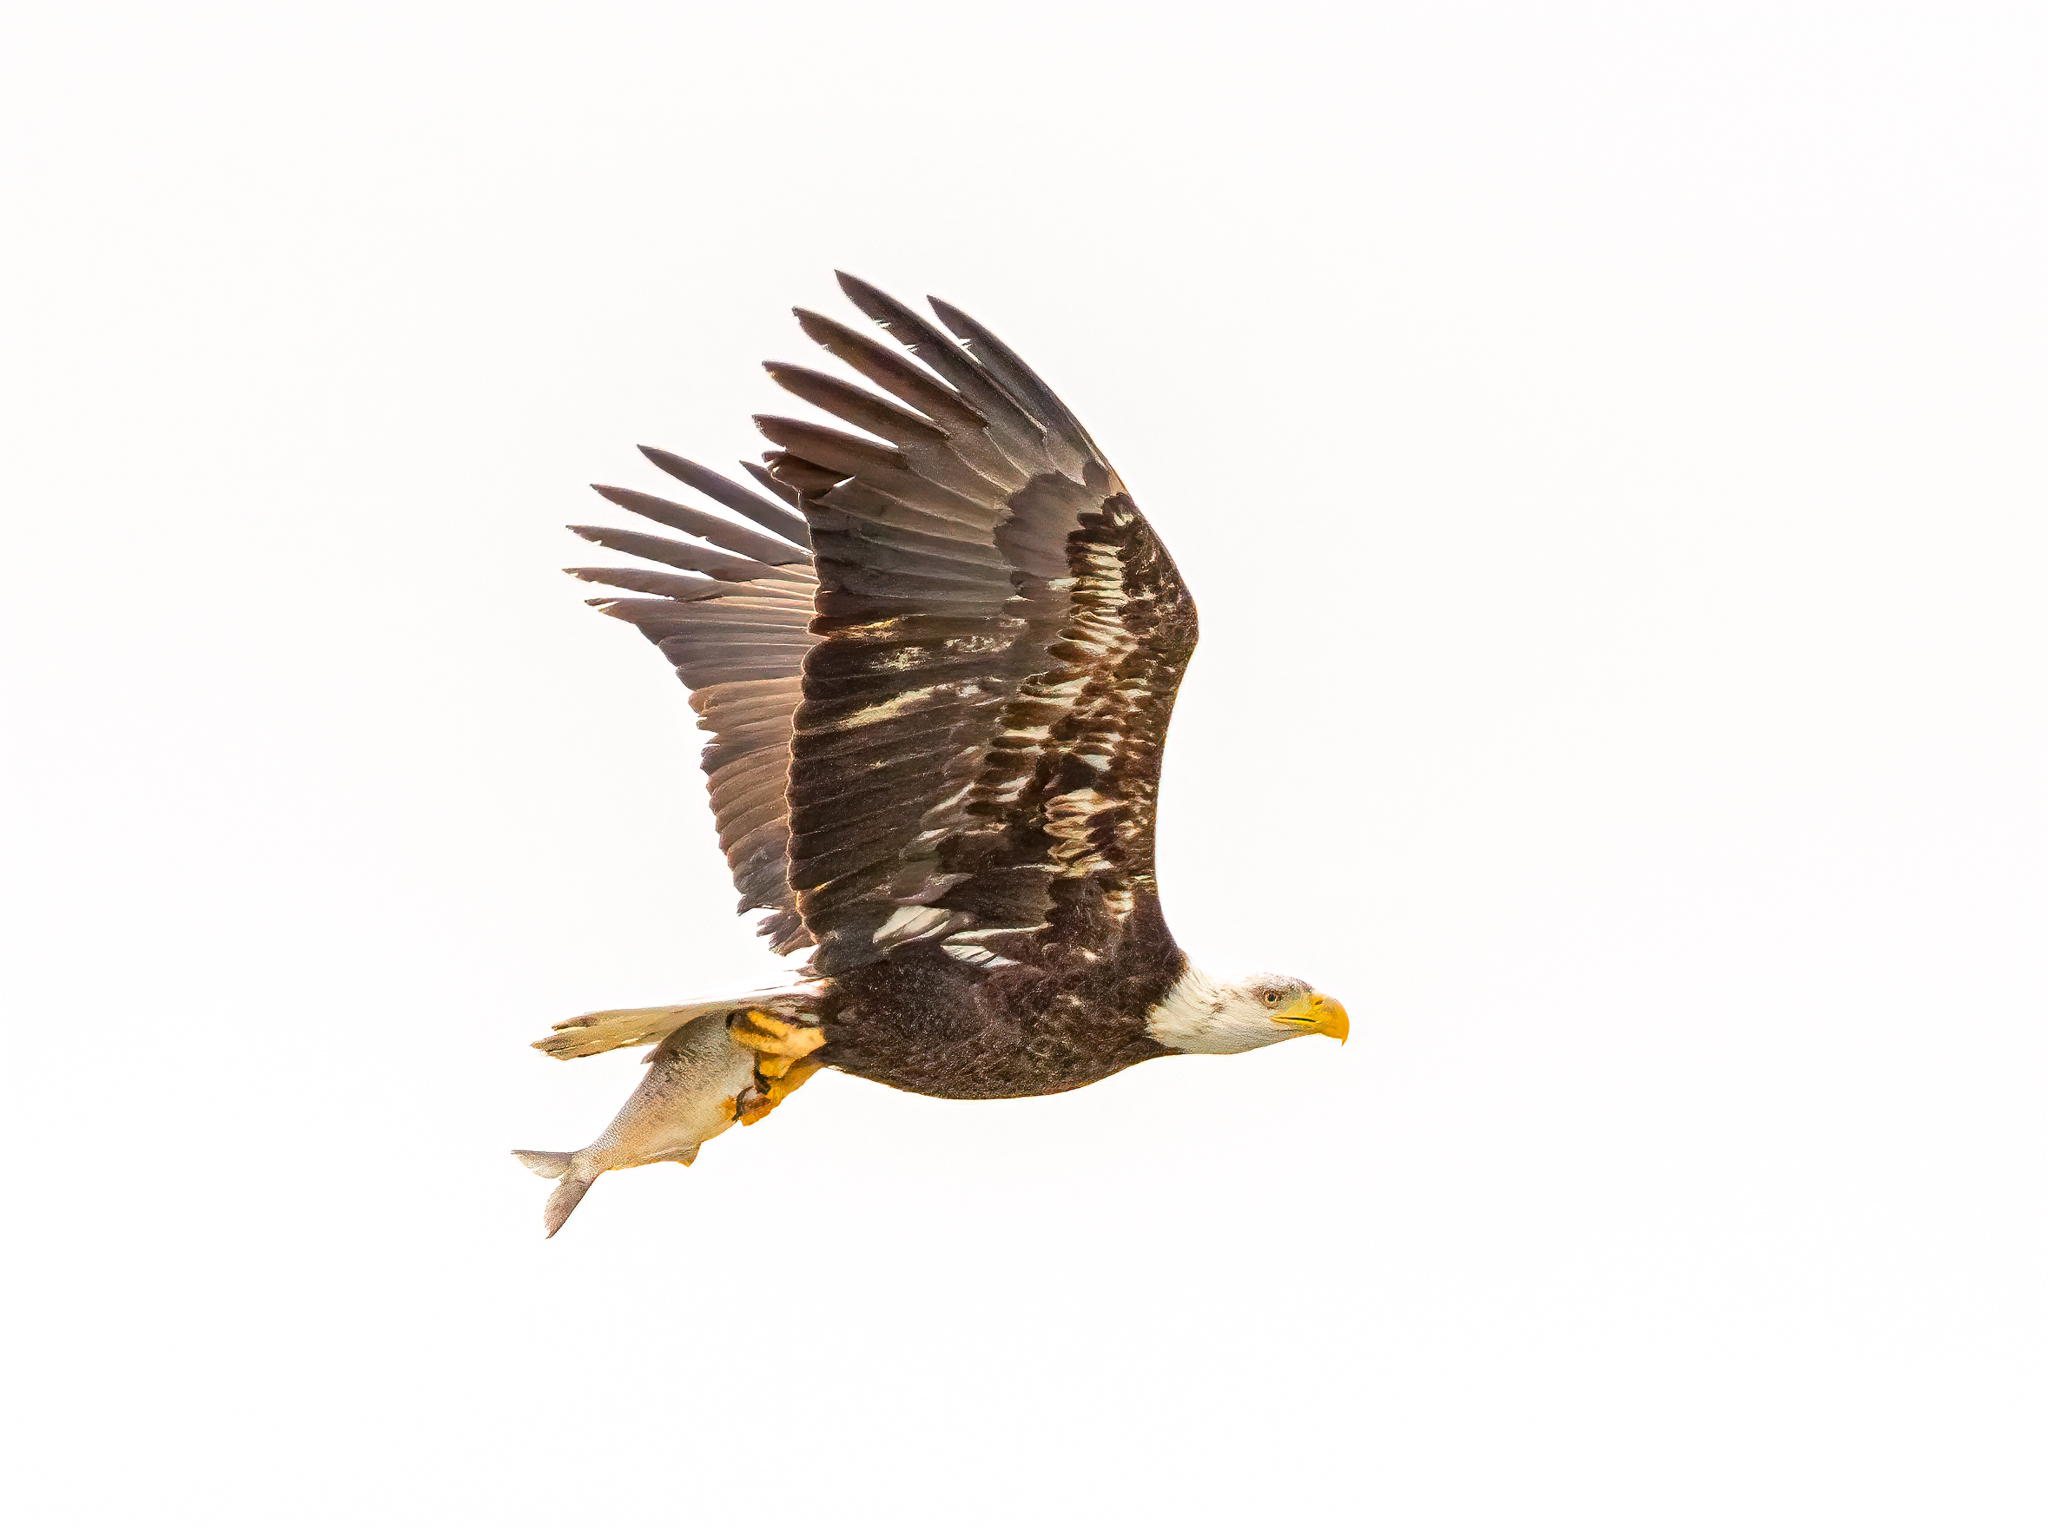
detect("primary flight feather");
top-left (516, 274), bottom-right (1348, 1235)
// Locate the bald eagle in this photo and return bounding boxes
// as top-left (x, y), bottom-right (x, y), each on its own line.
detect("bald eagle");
top-left (515, 275), bottom-right (1348, 1235)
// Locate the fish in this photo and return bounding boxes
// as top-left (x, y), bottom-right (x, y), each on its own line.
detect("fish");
top-left (512, 1009), bottom-right (760, 1237)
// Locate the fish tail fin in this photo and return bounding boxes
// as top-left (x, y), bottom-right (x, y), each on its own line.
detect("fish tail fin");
top-left (511, 1150), bottom-right (598, 1238)
top-left (511, 1149), bottom-right (573, 1179)
top-left (542, 1172), bottom-right (597, 1238)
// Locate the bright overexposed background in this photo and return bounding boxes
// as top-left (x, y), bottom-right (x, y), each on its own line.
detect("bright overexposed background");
top-left (3, 3), bottom-right (2042, 1531)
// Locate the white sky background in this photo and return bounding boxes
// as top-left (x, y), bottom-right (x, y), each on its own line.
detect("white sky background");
top-left (3, 2), bottom-right (2043, 1530)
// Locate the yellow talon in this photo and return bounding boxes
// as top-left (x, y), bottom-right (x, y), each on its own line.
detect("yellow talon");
top-left (739, 1056), bottom-right (821, 1124)
top-left (727, 1007), bottom-right (826, 1116)
top-left (743, 1009), bottom-right (791, 1038)
top-left (731, 1011), bottom-right (823, 1054)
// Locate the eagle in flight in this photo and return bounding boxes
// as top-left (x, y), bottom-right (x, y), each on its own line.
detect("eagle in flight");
top-left (515, 274), bottom-right (1349, 1235)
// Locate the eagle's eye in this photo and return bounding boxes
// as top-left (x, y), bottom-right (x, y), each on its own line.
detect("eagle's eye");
top-left (1262, 988), bottom-right (1283, 1006)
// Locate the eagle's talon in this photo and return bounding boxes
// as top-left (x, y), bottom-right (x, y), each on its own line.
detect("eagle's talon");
top-left (730, 1010), bottom-right (824, 1059)
top-left (727, 1007), bottom-right (825, 1101)
top-left (741, 1008), bottom-right (792, 1038)
top-left (737, 1056), bottom-right (821, 1125)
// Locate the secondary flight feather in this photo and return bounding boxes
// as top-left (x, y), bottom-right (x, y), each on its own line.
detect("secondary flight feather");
top-left (516, 274), bottom-right (1348, 1235)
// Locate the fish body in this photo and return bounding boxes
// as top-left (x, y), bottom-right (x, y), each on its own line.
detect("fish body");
top-left (513, 1010), bottom-right (758, 1237)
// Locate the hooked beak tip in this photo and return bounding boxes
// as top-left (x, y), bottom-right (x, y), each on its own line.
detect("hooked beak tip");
top-left (1278, 995), bottom-right (1349, 1044)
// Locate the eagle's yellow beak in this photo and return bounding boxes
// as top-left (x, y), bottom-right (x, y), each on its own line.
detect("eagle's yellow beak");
top-left (1274, 994), bottom-right (1350, 1044)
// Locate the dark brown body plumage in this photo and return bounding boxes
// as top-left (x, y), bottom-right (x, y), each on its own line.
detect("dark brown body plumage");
top-left (819, 888), bottom-right (1184, 1098)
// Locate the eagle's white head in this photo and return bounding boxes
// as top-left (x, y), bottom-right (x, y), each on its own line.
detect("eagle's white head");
top-left (1144, 966), bottom-right (1350, 1055)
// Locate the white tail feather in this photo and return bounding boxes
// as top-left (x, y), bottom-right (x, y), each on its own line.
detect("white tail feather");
top-left (532, 1005), bottom-right (708, 1060)
top-left (532, 980), bottom-right (823, 1060)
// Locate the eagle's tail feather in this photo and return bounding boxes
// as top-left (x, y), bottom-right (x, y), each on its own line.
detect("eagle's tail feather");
top-left (534, 984), bottom-right (822, 1061)
top-left (532, 1003), bottom-right (712, 1060)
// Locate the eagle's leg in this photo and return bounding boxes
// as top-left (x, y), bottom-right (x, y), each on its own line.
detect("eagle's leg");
top-left (730, 1008), bottom-right (826, 1125)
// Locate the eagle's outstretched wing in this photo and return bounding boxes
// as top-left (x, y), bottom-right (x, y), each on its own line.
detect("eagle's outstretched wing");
top-left (569, 454), bottom-right (817, 952)
top-left (575, 276), bottom-right (1198, 973)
